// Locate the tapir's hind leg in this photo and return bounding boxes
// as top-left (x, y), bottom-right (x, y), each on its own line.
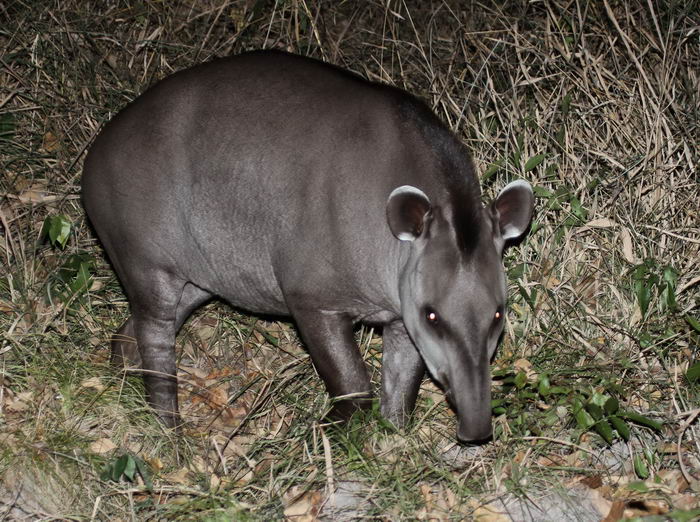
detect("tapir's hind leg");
top-left (291, 309), bottom-right (372, 419)
top-left (111, 318), bottom-right (139, 369)
top-left (115, 275), bottom-right (211, 428)
top-left (111, 283), bottom-right (211, 370)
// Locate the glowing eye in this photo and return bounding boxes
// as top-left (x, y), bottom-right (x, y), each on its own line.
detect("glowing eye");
top-left (426, 310), bottom-right (439, 324)
top-left (495, 311), bottom-right (502, 320)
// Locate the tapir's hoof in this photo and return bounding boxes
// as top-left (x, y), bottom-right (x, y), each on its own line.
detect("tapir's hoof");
top-left (327, 394), bottom-right (373, 421)
top-left (110, 320), bottom-right (142, 370)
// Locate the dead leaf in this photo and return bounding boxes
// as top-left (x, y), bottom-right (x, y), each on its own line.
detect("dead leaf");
top-left (579, 474), bottom-right (603, 489)
top-left (619, 227), bottom-right (637, 264)
top-left (513, 358), bottom-right (536, 380)
top-left (80, 376), bottom-right (105, 392)
top-left (584, 218), bottom-right (618, 228)
top-left (536, 454), bottom-right (566, 467)
top-left (470, 500), bottom-right (511, 522)
top-left (41, 131), bottom-right (60, 152)
top-left (5, 391), bottom-right (32, 412)
top-left (17, 183), bottom-right (56, 204)
top-left (163, 467), bottom-right (191, 485)
top-left (283, 487), bottom-right (322, 520)
top-left (89, 437), bottom-right (117, 454)
top-left (145, 456), bottom-right (163, 471)
top-left (602, 501), bottom-right (626, 522)
top-left (189, 455), bottom-right (209, 474)
top-left (583, 485), bottom-right (613, 518)
top-left (657, 469), bottom-right (690, 493)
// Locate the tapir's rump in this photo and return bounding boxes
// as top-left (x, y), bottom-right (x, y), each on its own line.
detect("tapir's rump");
top-left (82, 50), bottom-right (534, 442)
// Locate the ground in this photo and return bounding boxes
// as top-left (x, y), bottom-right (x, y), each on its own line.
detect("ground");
top-left (0, 0), bottom-right (698, 520)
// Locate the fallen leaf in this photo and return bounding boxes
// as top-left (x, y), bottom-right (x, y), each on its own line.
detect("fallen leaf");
top-left (163, 467), bottom-right (191, 485)
top-left (17, 183), bottom-right (56, 204)
top-left (579, 474), bottom-right (603, 489)
top-left (42, 131), bottom-right (60, 152)
top-left (89, 437), bottom-right (117, 454)
top-left (619, 228), bottom-right (637, 264)
top-left (584, 218), bottom-right (617, 228)
top-left (471, 502), bottom-right (511, 522)
top-left (145, 456), bottom-right (163, 471)
top-left (80, 376), bottom-right (105, 392)
top-left (657, 468), bottom-right (690, 493)
top-left (283, 487), bottom-right (322, 520)
top-left (602, 500), bottom-right (625, 522)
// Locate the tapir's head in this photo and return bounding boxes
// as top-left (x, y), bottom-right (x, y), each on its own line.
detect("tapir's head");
top-left (386, 180), bottom-right (534, 443)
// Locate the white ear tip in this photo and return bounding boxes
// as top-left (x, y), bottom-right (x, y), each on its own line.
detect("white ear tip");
top-left (389, 185), bottom-right (429, 201)
top-left (498, 179), bottom-right (532, 197)
top-left (502, 224), bottom-right (521, 241)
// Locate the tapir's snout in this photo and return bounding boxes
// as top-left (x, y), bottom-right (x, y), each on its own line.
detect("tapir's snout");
top-left (448, 360), bottom-right (493, 444)
top-left (457, 415), bottom-right (492, 444)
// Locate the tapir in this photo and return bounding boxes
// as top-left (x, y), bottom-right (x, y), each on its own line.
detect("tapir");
top-left (82, 50), bottom-right (534, 442)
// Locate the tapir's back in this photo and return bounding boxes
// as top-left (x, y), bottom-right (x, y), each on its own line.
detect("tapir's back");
top-left (82, 50), bottom-right (468, 313)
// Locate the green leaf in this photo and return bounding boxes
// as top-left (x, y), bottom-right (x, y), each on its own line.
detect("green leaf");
top-left (633, 454), bottom-right (649, 479)
top-left (609, 416), bottom-right (630, 441)
top-left (482, 159), bottom-right (504, 180)
top-left (686, 362), bottom-right (700, 384)
top-left (514, 371), bottom-right (528, 389)
top-left (560, 93), bottom-right (572, 117)
top-left (685, 315), bottom-right (700, 334)
top-left (569, 196), bottom-right (588, 221)
top-left (586, 402), bottom-right (603, 421)
top-left (524, 154), bottom-right (546, 172)
top-left (532, 186), bottom-right (553, 199)
top-left (662, 265), bottom-right (678, 288)
top-left (123, 455), bottom-right (137, 481)
top-left (593, 419), bottom-right (615, 445)
top-left (537, 374), bottom-right (551, 397)
top-left (47, 215), bottom-right (72, 249)
top-left (113, 454), bottom-right (129, 481)
top-left (619, 410), bottom-right (662, 432)
top-left (604, 396), bottom-right (619, 415)
top-left (573, 398), bottom-right (595, 429)
top-left (134, 457), bottom-right (153, 490)
top-left (634, 279), bottom-right (652, 317)
top-left (628, 480), bottom-right (649, 492)
top-left (589, 391), bottom-right (609, 408)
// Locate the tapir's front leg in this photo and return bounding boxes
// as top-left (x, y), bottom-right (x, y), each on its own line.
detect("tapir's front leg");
top-left (380, 321), bottom-right (426, 427)
top-left (292, 310), bottom-right (373, 418)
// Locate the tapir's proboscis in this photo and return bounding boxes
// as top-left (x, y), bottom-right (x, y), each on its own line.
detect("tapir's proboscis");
top-left (82, 50), bottom-right (534, 443)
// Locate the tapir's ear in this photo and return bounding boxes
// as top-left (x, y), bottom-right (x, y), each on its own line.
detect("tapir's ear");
top-left (386, 185), bottom-right (432, 241)
top-left (492, 179), bottom-right (534, 243)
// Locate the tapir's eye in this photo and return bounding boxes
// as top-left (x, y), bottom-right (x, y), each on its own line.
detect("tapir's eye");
top-left (494, 307), bottom-right (504, 322)
top-left (425, 308), bottom-right (439, 325)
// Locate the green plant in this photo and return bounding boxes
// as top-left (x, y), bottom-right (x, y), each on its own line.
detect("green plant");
top-left (101, 453), bottom-right (153, 490)
top-left (492, 369), bottom-right (662, 445)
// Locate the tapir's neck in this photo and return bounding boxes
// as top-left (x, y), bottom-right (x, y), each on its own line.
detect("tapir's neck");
top-left (383, 235), bottom-right (412, 322)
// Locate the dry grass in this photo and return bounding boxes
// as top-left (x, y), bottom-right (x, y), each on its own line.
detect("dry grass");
top-left (1, 0), bottom-right (698, 519)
